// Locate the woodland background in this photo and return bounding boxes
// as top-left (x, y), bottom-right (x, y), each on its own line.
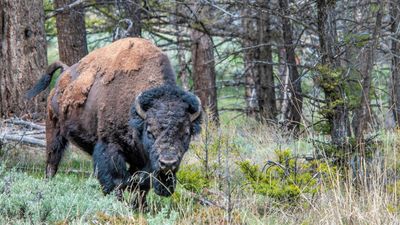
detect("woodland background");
top-left (0, 0), bottom-right (400, 224)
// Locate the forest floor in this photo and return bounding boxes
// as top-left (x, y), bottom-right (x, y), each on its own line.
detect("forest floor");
top-left (0, 116), bottom-right (399, 224)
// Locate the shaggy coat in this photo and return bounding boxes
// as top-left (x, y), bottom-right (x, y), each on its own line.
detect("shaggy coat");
top-left (26, 38), bottom-right (202, 207)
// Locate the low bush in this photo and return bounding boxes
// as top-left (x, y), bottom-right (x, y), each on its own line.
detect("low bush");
top-left (177, 165), bottom-right (209, 193)
top-left (238, 149), bottom-right (335, 201)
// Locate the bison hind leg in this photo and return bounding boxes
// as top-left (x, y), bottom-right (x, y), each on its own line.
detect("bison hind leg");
top-left (46, 128), bottom-right (68, 178)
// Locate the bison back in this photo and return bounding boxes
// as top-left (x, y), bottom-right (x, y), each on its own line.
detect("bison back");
top-left (53, 38), bottom-right (176, 150)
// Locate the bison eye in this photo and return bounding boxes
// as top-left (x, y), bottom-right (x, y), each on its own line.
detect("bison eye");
top-left (185, 127), bottom-right (191, 136)
top-left (182, 127), bottom-right (191, 140)
top-left (147, 129), bottom-right (155, 140)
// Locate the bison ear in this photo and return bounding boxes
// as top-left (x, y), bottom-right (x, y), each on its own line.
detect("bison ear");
top-left (191, 115), bottom-right (202, 135)
top-left (182, 93), bottom-right (202, 135)
top-left (129, 94), bottom-right (146, 135)
top-left (182, 93), bottom-right (202, 115)
top-left (129, 111), bottom-right (144, 135)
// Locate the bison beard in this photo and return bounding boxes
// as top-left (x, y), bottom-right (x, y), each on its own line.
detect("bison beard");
top-left (25, 38), bottom-right (202, 209)
top-left (152, 171), bottom-right (176, 197)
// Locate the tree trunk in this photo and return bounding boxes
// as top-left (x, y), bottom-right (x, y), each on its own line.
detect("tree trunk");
top-left (255, 0), bottom-right (276, 122)
top-left (190, 2), bottom-right (219, 123)
top-left (54, 0), bottom-right (88, 65)
top-left (0, 0), bottom-right (47, 118)
top-left (175, 3), bottom-right (189, 90)
top-left (317, 0), bottom-right (340, 68)
top-left (191, 29), bottom-right (219, 123)
top-left (241, 5), bottom-right (258, 116)
top-left (279, 0), bottom-right (303, 135)
top-left (242, 0), bottom-right (276, 122)
top-left (176, 32), bottom-right (189, 90)
top-left (353, 2), bottom-right (382, 147)
top-left (278, 48), bottom-right (288, 116)
top-left (343, 0), bottom-right (357, 137)
top-left (317, 0), bottom-right (349, 147)
top-left (391, 0), bottom-right (400, 126)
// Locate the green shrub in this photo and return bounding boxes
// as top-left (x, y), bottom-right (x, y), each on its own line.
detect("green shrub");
top-left (177, 165), bottom-right (209, 193)
top-left (238, 149), bottom-right (334, 201)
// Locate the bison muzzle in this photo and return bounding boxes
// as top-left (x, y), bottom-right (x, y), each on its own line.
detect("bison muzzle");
top-left (26, 38), bottom-right (202, 208)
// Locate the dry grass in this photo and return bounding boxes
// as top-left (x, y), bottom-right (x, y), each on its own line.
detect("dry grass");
top-left (173, 119), bottom-right (400, 224)
top-left (0, 118), bottom-right (399, 224)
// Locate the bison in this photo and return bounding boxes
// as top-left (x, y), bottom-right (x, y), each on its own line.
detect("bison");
top-left (26, 38), bottom-right (202, 207)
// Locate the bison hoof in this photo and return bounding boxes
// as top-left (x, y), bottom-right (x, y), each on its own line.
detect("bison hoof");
top-left (130, 191), bottom-right (148, 211)
top-left (154, 181), bottom-right (175, 197)
top-left (45, 165), bottom-right (57, 178)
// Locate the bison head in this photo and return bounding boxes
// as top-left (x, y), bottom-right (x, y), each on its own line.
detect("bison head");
top-left (130, 85), bottom-right (202, 196)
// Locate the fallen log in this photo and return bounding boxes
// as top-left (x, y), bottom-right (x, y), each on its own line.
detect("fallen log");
top-left (4, 118), bottom-right (45, 130)
top-left (1, 134), bottom-right (46, 147)
top-left (6, 130), bottom-right (45, 136)
top-left (0, 118), bottom-right (46, 147)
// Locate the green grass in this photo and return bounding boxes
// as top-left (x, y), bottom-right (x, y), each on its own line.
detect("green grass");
top-left (0, 120), bottom-right (399, 224)
top-left (0, 168), bottom-right (131, 224)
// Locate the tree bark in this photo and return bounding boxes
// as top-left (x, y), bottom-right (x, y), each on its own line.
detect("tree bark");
top-left (256, 0), bottom-right (276, 122)
top-left (54, 0), bottom-right (88, 65)
top-left (191, 29), bottom-right (219, 123)
top-left (353, 1), bottom-right (383, 147)
top-left (317, 0), bottom-right (349, 147)
top-left (279, 0), bottom-right (303, 135)
top-left (241, 4), bottom-right (258, 116)
top-left (176, 32), bottom-right (189, 91)
top-left (175, 3), bottom-right (189, 90)
top-left (242, 0), bottom-right (277, 122)
top-left (0, 0), bottom-right (48, 118)
top-left (190, 2), bottom-right (219, 123)
top-left (391, 0), bottom-right (400, 126)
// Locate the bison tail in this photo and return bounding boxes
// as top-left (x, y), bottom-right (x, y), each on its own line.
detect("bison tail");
top-left (25, 61), bottom-right (69, 99)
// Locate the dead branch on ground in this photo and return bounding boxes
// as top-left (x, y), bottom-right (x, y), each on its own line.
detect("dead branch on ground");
top-left (0, 118), bottom-right (46, 147)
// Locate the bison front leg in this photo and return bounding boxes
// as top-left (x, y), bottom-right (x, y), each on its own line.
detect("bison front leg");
top-left (126, 172), bottom-right (151, 210)
top-left (93, 141), bottom-right (150, 210)
top-left (93, 141), bottom-right (130, 195)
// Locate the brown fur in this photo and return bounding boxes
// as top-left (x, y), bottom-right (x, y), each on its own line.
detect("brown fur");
top-left (27, 38), bottom-right (202, 206)
top-left (56, 38), bottom-right (166, 114)
top-left (46, 38), bottom-right (176, 171)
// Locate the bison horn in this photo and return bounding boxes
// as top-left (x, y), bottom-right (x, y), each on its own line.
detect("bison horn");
top-left (190, 96), bottom-right (202, 122)
top-left (135, 94), bottom-right (147, 119)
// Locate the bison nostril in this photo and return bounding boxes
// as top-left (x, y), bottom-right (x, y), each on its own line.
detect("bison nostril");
top-left (159, 158), bottom-right (178, 171)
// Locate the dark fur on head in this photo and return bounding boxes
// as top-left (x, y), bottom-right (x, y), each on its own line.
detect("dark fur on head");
top-left (129, 84), bottom-right (202, 196)
top-left (130, 85), bottom-right (202, 136)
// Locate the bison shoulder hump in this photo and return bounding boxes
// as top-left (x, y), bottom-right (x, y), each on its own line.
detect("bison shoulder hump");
top-left (58, 38), bottom-right (168, 113)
